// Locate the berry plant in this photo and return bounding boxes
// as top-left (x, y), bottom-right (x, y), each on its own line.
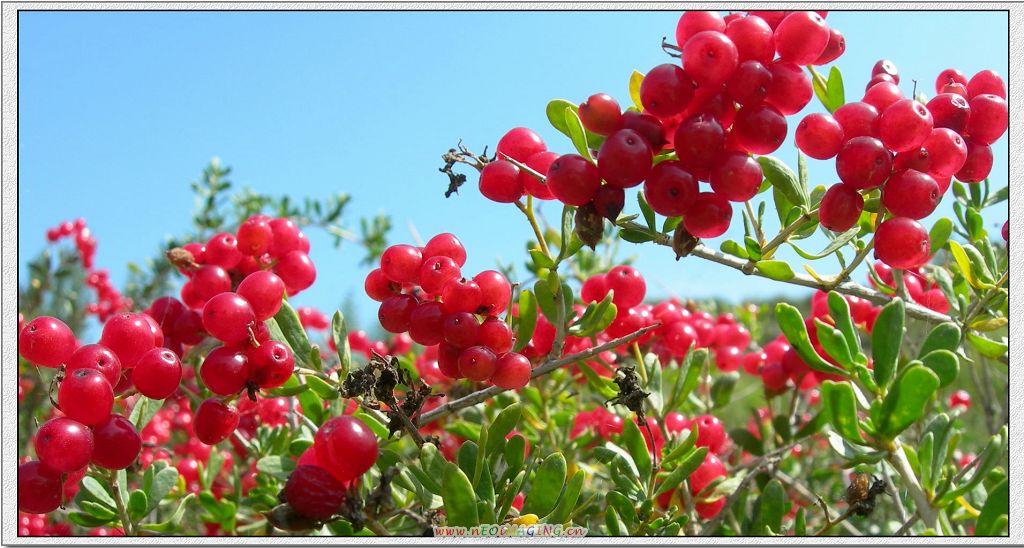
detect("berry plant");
top-left (18, 10), bottom-right (1008, 538)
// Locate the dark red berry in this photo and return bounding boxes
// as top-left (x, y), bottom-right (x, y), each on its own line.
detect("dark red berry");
top-left (774, 11), bottom-right (829, 64)
top-left (65, 344), bottom-right (122, 387)
top-left (835, 137), bottom-right (893, 190)
top-left (683, 31), bottom-right (739, 85)
top-left (409, 301), bottom-right (446, 346)
top-left (200, 345), bottom-right (251, 395)
top-left (91, 414), bottom-right (142, 469)
top-left (496, 127), bottom-right (546, 163)
top-left (378, 294), bottom-right (418, 334)
top-left (620, 111), bottom-right (668, 150)
top-left (458, 345), bottom-right (498, 381)
top-left (478, 318), bottom-right (513, 354)
top-left (795, 113), bottom-right (844, 159)
top-left (764, 61), bottom-right (813, 115)
top-left (547, 154), bottom-right (601, 206)
top-left (578, 93), bottom-right (622, 136)
top-left (598, 129), bottom-right (653, 188)
top-left (442, 311), bottom-right (480, 349)
top-left (194, 398), bottom-right (240, 445)
top-left (479, 160), bottom-right (525, 203)
top-left (247, 341), bottom-right (295, 389)
top-left (131, 348), bottom-right (182, 400)
top-left (674, 115), bottom-right (726, 171)
top-left (34, 417), bottom-right (93, 473)
top-left (18, 461), bottom-right (62, 514)
top-left (491, 352), bottom-right (532, 390)
top-left (639, 64), bottom-right (695, 118)
top-left (927, 93), bottom-right (971, 133)
top-left (58, 368), bottom-right (113, 426)
top-left (709, 152), bottom-right (762, 202)
top-left (643, 160), bottom-right (698, 217)
top-left (437, 343), bottom-right (462, 378)
top-left (314, 416), bottom-right (378, 483)
top-left (726, 60), bottom-right (772, 106)
top-left (733, 104), bottom-right (787, 154)
top-left (19, 316), bottom-right (77, 368)
top-left (955, 140), bottom-right (993, 183)
top-left (684, 192), bottom-right (732, 238)
top-left (819, 184), bottom-right (864, 232)
top-left (593, 185), bottom-right (626, 221)
top-left (874, 217), bottom-right (930, 270)
top-left (283, 465), bottom-right (347, 520)
top-left (202, 293), bottom-right (256, 344)
top-left (813, 27), bottom-right (846, 64)
top-left (882, 170), bottom-right (940, 220)
top-left (173, 310), bottom-right (206, 346)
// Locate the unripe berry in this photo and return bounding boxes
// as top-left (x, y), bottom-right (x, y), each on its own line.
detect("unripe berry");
top-left (639, 64), bottom-right (695, 118)
top-left (644, 160), bottom-right (698, 217)
top-left (709, 152), bottom-right (762, 202)
top-left (34, 417), bottom-right (94, 473)
top-left (683, 31), bottom-right (739, 86)
top-left (881, 169), bottom-right (940, 220)
top-left (19, 316), bottom-right (77, 368)
top-left (58, 368), bottom-right (113, 426)
top-left (879, 99), bottom-right (934, 153)
top-left (200, 345), bottom-right (251, 395)
top-left (479, 160), bottom-right (525, 203)
top-left (795, 113), bottom-right (844, 159)
top-left (314, 416), bottom-right (379, 483)
top-left (597, 129), bottom-right (653, 188)
top-left (202, 293), bottom-right (256, 344)
top-left (874, 217), bottom-right (931, 270)
top-left (578, 93), bottom-right (622, 136)
top-left (491, 352), bottom-right (532, 390)
top-left (774, 11), bottom-right (829, 64)
top-left (237, 271), bottom-right (286, 321)
top-left (835, 137), bottom-right (893, 190)
top-left (496, 127), bottom-right (546, 163)
top-left (194, 398), bottom-right (240, 445)
top-left (90, 414), bottom-right (142, 469)
top-left (818, 184), bottom-right (864, 232)
top-left (724, 14), bottom-right (775, 64)
top-left (684, 192), bottom-right (732, 238)
top-left (132, 348), bottom-right (182, 400)
top-left (764, 61), bottom-right (813, 115)
top-left (458, 346), bottom-right (498, 381)
top-left (283, 465), bottom-right (347, 521)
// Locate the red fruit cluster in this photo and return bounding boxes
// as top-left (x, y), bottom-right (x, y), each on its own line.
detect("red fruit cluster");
top-left (45, 218), bottom-right (97, 267)
top-left (805, 61), bottom-right (1006, 271)
top-left (366, 233), bottom-right (532, 390)
top-left (656, 452), bottom-right (728, 519)
top-left (44, 219), bottom-right (131, 320)
top-left (868, 262), bottom-right (950, 314)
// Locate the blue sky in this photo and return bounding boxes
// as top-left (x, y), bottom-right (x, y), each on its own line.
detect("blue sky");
top-left (19, 11), bottom-right (1009, 331)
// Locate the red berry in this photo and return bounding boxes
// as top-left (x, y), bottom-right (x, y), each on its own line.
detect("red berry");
top-left (474, 270), bottom-right (512, 316)
top-left (733, 104), bottom-right (787, 154)
top-left (683, 31), bottom-right (738, 86)
top-left (519, 151), bottom-right (559, 200)
top-left (190, 264), bottom-right (232, 302)
top-left (674, 115), bottom-right (725, 171)
top-left (479, 160), bottom-right (525, 203)
top-left (692, 414), bottom-right (727, 453)
top-left (194, 398), bottom-right (240, 445)
top-left (593, 185), bottom-right (626, 221)
top-left (819, 184), bottom-right (864, 232)
top-left (378, 294), bottom-right (418, 334)
top-left (236, 216), bottom-right (274, 256)
top-left (18, 461), bottom-right (63, 514)
top-left (578, 93), bottom-right (622, 136)
top-left (283, 465), bottom-right (347, 520)
top-left (442, 311), bottom-right (480, 349)
top-left (423, 232), bottom-right (467, 267)
top-left (91, 414), bottom-right (142, 469)
top-left (871, 59), bottom-right (900, 84)
top-left (949, 389), bottom-right (971, 409)
top-left (269, 218), bottom-right (303, 256)
top-left (546, 154), bottom-right (601, 206)
top-left (966, 69), bottom-right (1006, 99)
top-left (146, 296), bottom-right (186, 332)
top-left (458, 346), bottom-right (498, 381)
top-left (874, 217), bottom-right (931, 270)
top-left (274, 251), bottom-right (317, 294)
top-left (684, 192), bottom-right (733, 238)
top-left (833, 101), bottom-right (880, 140)
top-left (922, 128), bottom-right (968, 178)
top-left (879, 99), bottom-right (934, 153)
top-left (202, 293), bottom-right (256, 344)
top-left (709, 151), bottom-right (763, 202)
top-left (491, 352), bottom-right (532, 389)
top-left (862, 81), bottom-right (904, 112)
top-left (935, 68), bottom-right (967, 94)
top-left (605, 265), bottom-right (646, 309)
top-left (1002, 221), bottom-right (1008, 242)
top-left (364, 268), bottom-right (401, 302)
top-left (774, 11), bottom-right (829, 64)
top-left (200, 345), bottom-right (251, 395)
top-left (173, 310), bottom-right (206, 346)
top-left (689, 452), bottom-right (727, 496)
top-left (19, 316), bottom-right (77, 368)
top-left (131, 348), bottom-right (182, 400)
top-left (58, 368), bottom-right (113, 426)
top-left (437, 343), bottom-right (462, 378)
top-left (955, 140), bottom-right (993, 183)
top-left (676, 11), bottom-right (725, 44)
top-left (644, 160), bottom-right (698, 217)
top-left (927, 93), bottom-right (971, 134)
top-left (496, 127), bottom-right (546, 163)
top-left (205, 232), bottom-right (243, 269)
top-left (620, 111), bottom-right (668, 150)
top-left (441, 277), bottom-right (483, 314)
top-left (598, 129), bottom-right (653, 188)
top-left (34, 417), bottom-right (94, 473)
top-left (664, 322), bottom-right (698, 358)
top-left (965, 94), bottom-right (1008, 145)
top-left (639, 64), bottom-right (695, 118)
top-left (882, 170), bottom-right (940, 220)
top-left (814, 27), bottom-right (846, 64)
top-left (65, 344), bottom-right (122, 387)
top-left (408, 301), bottom-right (446, 346)
top-left (381, 245), bottom-right (424, 285)
top-left (236, 271), bottom-right (286, 321)
top-left (724, 15), bottom-right (774, 64)
top-left (478, 318), bottom-right (513, 354)
top-left (836, 137), bottom-right (893, 190)
top-left (314, 416), bottom-right (379, 483)
top-left (726, 60), bottom-right (772, 106)
top-left (245, 341), bottom-right (293, 389)
top-left (764, 61), bottom-right (813, 115)
top-left (795, 113), bottom-right (844, 159)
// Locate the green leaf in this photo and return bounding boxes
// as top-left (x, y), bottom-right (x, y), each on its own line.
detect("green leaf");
top-left (720, 239), bottom-right (749, 259)
top-left (504, 434), bottom-right (527, 475)
top-left (621, 419), bottom-right (652, 482)
top-left (878, 366), bottom-right (941, 438)
top-left (826, 66), bottom-right (846, 111)
top-left (826, 431), bottom-right (887, 466)
top-left (305, 374), bottom-right (339, 400)
top-left (710, 372), bottom-right (739, 408)
top-left (79, 476), bottom-right (117, 510)
top-left (756, 260), bottom-right (795, 281)
top-left (441, 462), bottom-right (479, 527)
top-left (513, 290), bottom-right (538, 352)
top-left (79, 500), bottom-right (117, 520)
top-left (129, 396), bottom-right (163, 432)
top-left (966, 332), bottom-right (1008, 359)
top-left (775, 303), bottom-right (847, 377)
top-left (545, 99), bottom-right (576, 137)
top-left (267, 380), bottom-right (310, 398)
top-left (605, 490), bottom-right (638, 527)
top-left (788, 225), bottom-right (858, 260)
top-left (146, 467), bottom-right (180, 513)
top-left (68, 512), bottom-right (114, 528)
top-left (331, 311), bottom-right (352, 380)
top-left (929, 217), bottom-right (953, 255)
top-left (919, 350), bottom-right (959, 388)
top-left (619, 228), bottom-right (655, 244)
top-left (827, 291), bottom-right (861, 355)
top-left (638, 191), bottom-right (656, 231)
top-left (728, 428), bottom-right (763, 456)
top-left (758, 155), bottom-right (806, 208)
top-left (486, 403), bottom-right (521, 456)
top-left (270, 299), bottom-right (316, 369)
top-left (975, 478), bottom-right (1009, 535)
top-left (140, 493), bottom-right (194, 533)
top-left (564, 107), bottom-right (592, 161)
top-left (822, 381), bottom-right (866, 444)
top-left (523, 453), bottom-right (567, 517)
top-left (568, 293), bottom-right (617, 337)
top-left (948, 240), bottom-right (988, 290)
top-left (754, 480), bottom-right (786, 535)
top-left (663, 425), bottom-right (699, 464)
top-left (871, 298), bottom-right (905, 390)
top-left (530, 248), bottom-right (555, 270)
top-left (654, 447), bottom-right (708, 496)
top-left (533, 279), bottom-right (559, 325)
top-left (544, 469), bottom-right (585, 524)
top-left (256, 455), bottom-right (296, 480)
top-left (920, 322), bottom-right (961, 356)
top-left (128, 490), bottom-right (149, 522)
top-left (814, 319), bottom-right (854, 368)
top-left (628, 70), bottom-right (644, 110)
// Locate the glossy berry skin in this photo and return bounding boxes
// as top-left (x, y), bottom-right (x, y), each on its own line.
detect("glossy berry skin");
top-left (684, 192), bottom-right (733, 238)
top-left (967, 69), bottom-right (1006, 99)
top-left (956, 140), bottom-right (993, 183)
top-left (437, 343), bottom-right (462, 378)
top-left (194, 399), bottom-right (240, 445)
top-left (173, 309), bottom-right (206, 346)
top-left (423, 232), bottom-right (467, 267)
top-left (204, 232), bottom-right (242, 269)
top-left (726, 60), bottom-right (772, 106)
top-left (965, 94), bottom-right (1008, 145)
top-left (131, 348), bottom-right (182, 400)
top-left (620, 111), bottom-right (668, 150)
top-left (418, 256), bottom-right (460, 296)
top-left (689, 452), bottom-right (726, 502)
top-left (65, 344), bottom-right (122, 387)
top-left (597, 129), bottom-right (653, 188)
top-left (819, 184), bottom-right (864, 232)
top-left (474, 270), bottom-right (512, 316)
top-left (683, 31), bottom-right (738, 85)
top-left (927, 93), bottom-right (971, 134)
top-left (676, 11), bottom-right (725, 44)
top-left (763, 62), bottom-right (812, 116)
top-left (458, 345), bottom-right (498, 381)
top-left (814, 27), bottom-right (846, 64)
top-left (724, 15), bottom-right (774, 64)
top-left (495, 127), bottom-right (546, 163)
top-left (314, 416), bottom-right (379, 483)
top-left (833, 102), bottom-right (880, 140)
top-left (664, 322), bottom-right (698, 358)
top-left (274, 251), bottom-right (317, 294)
top-left (871, 59), bottom-right (899, 84)
top-left (479, 160), bottom-right (524, 203)
top-left (605, 265), bottom-right (646, 309)
top-left (1002, 221), bottom-right (1009, 242)
top-left (874, 217), bottom-right (931, 270)
top-left (879, 99), bottom-right (934, 153)
top-left (203, 293), bottom-right (256, 344)
top-left (520, 151), bottom-right (558, 200)
top-left (378, 294), bottom-right (418, 334)
top-left (247, 341), bottom-right (295, 389)
top-left (643, 160), bottom-right (697, 217)
top-left (18, 461), bottom-right (63, 514)
top-left (862, 81), bottom-right (904, 112)
top-left (691, 415), bottom-right (727, 454)
top-left (674, 115), bottom-right (725, 171)
top-left (442, 311), bottom-right (480, 349)
top-left (578, 93), bottom-right (622, 136)
top-left (935, 68), bottom-right (967, 94)
top-left (34, 417), bottom-right (94, 473)
top-left (190, 264), bottom-right (232, 302)
top-left (58, 368), bottom-right (113, 426)
top-left (478, 318), bottom-right (513, 354)
top-left (235, 271), bottom-right (283, 321)
top-left (835, 137), bottom-right (893, 190)
top-left (269, 218), bottom-right (303, 256)
top-left (491, 352), bottom-right (532, 390)
top-left (236, 216), bottom-right (274, 256)
top-left (440, 277), bottom-right (483, 314)
top-left (90, 414), bottom-right (142, 469)
top-left (709, 152), bottom-right (763, 202)
top-left (409, 301), bottom-right (446, 346)
top-left (19, 316), bottom-right (77, 368)
top-left (733, 104), bottom-right (787, 154)
top-left (774, 11), bottom-right (829, 64)
top-left (546, 154), bottom-right (601, 206)
top-left (922, 128), bottom-right (968, 177)
top-left (200, 345), bottom-right (251, 395)
top-left (882, 170), bottom-right (940, 220)
top-left (283, 465), bottom-right (347, 520)
top-left (639, 64), bottom-right (695, 118)
top-left (795, 113), bottom-right (844, 159)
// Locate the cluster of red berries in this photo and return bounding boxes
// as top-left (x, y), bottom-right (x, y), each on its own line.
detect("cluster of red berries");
top-left (178, 215), bottom-right (316, 310)
top-left (478, 11), bottom-right (846, 241)
top-left (805, 60), bottom-right (1007, 270)
top-left (283, 416), bottom-right (378, 521)
top-left (868, 262), bottom-right (950, 314)
top-left (365, 233), bottom-right (532, 390)
top-left (45, 219), bottom-right (131, 320)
